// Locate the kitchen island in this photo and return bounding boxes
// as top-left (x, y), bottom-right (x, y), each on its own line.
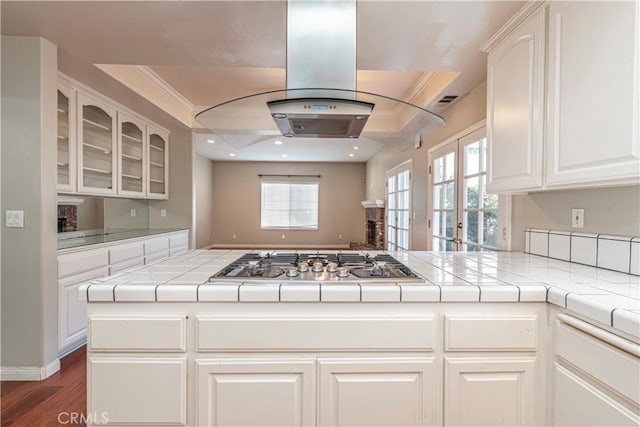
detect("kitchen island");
top-left (81, 249), bottom-right (640, 426)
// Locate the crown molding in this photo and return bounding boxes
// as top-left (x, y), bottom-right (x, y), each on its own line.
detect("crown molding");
top-left (132, 65), bottom-right (195, 111)
top-left (404, 71), bottom-right (436, 105)
top-left (480, 0), bottom-right (545, 53)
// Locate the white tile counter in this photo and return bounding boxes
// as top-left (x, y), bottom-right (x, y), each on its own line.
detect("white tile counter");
top-left (80, 249), bottom-right (640, 339)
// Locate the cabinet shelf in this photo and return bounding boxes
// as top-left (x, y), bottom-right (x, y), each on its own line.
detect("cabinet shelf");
top-left (122, 173), bottom-right (142, 180)
top-left (122, 153), bottom-right (142, 161)
top-left (57, 107), bottom-right (67, 114)
top-left (149, 178), bottom-right (165, 183)
top-left (83, 118), bottom-right (111, 132)
top-left (83, 166), bottom-right (111, 175)
top-left (57, 135), bottom-right (68, 140)
top-left (149, 161), bottom-right (164, 167)
top-left (84, 142), bottom-right (111, 154)
top-left (150, 144), bottom-right (165, 152)
top-left (58, 162), bottom-right (68, 167)
top-left (122, 133), bottom-right (143, 143)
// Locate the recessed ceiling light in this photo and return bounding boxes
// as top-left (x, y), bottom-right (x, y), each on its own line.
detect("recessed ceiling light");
top-left (354, 146), bottom-right (359, 150)
top-left (274, 140), bottom-right (283, 145)
top-left (281, 154), bottom-right (288, 158)
top-left (229, 153), bottom-right (236, 157)
top-left (207, 139), bottom-right (215, 144)
top-left (349, 153), bottom-right (355, 157)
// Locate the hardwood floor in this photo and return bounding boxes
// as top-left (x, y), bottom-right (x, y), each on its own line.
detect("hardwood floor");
top-left (1, 347), bottom-right (86, 427)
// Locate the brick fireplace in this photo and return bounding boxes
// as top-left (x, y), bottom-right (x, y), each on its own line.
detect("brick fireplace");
top-left (362, 200), bottom-right (385, 250)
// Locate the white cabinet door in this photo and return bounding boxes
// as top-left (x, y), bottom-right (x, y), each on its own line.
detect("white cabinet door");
top-left (147, 126), bottom-right (169, 199)
top-left (444, 357), bottom-right (536, 426)
top-left (58, 267), bottom-right (109, 353)
top-left (486, 5), bottom-right (546, 193)
top-left (89, 357), bottom-right (187, 425)
top-left (554, 363), bottom-right (639, 427)
top-left (318, 357), bottom-right (438, 427)
top-left (77, 92), bottom-right (118, 195)
top-left (196, 358), bottom-right (316, 427)
top-left (545, 1), bottom-right (640, 187)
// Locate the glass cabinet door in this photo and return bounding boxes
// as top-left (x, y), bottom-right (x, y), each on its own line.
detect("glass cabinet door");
top-left (147, 129), bottom-right (168, 199)
top-left (77, 93), bottom-right (116, 195)
top-left (118, 114), bottom-right (146, 196)
top-left (57, 84), bottom-right (76, 192)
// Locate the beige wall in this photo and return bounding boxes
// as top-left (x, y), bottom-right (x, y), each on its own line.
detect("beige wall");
top-left (365, 81), bottom-right (488, 250)
top-left (195, 155), bottom-right (214, 248)
top-left (210, 161), bottom-right (366, 247)
top-left (1, 36), bottom-right (59, 368)
top-left (511, 186), bottom-right (640, 250)
top-left (148, 130), bottom-right (195, 245)
top-left (103, 198), bottom-right (149, 229)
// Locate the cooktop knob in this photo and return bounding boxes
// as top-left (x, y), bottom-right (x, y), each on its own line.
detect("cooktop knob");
top-left (336, 267), bottom-right (350, 277)
top-left (286, 268), bottom-right (299, 277)
top-left (312, 261), bottom-right (324, 272)
top-left (297, 262), bottom-right (309, 272)
top-left (327, 262), bottom-right (338, 273)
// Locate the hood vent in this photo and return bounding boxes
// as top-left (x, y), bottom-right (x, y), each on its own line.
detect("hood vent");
top-left (267, 98), bottom-right (373, 138)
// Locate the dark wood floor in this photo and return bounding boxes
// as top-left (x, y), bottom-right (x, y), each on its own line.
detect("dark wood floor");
top-left (1, 347), bottom-right (86, 427)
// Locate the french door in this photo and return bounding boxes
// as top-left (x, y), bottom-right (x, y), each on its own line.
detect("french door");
top-left (386, 161), bottom-right (411, 251)
top-left (429, 126), bottom-right (507, 251)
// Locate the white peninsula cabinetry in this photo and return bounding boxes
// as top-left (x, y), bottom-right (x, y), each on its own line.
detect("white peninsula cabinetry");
top-left (57, 73), bottom-right (170, 199)
top-left (86, 303), bottom-right (546, 427)
top-left (484, 1), bottom-right (640, 193)
top-left (57, 230), bottom-right (188, 356)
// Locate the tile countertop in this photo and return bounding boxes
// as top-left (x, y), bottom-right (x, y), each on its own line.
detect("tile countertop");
top-left (79, 249), bottom-right (640, 339)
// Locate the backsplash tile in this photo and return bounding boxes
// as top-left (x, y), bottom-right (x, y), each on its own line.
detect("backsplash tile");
top-left (529, 229), bottom-right (549, 257)
top-left (597, 236), bottom-right (632, 273)
top-left (525, 229), bottom-right (639, 276)
top-left (548, 232), bottom-right (571, 261)
top-left (570, 233), bottom-right (598, 266)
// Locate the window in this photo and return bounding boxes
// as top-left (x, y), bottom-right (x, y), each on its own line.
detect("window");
top-left (261, 182), bottom-right (319, 229)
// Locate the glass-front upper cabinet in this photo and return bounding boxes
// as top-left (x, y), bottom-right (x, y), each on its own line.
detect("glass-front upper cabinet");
top-left (117, 113), bottom-right (146, 197)
top-left (77, 93), bottom-right (117, 195)
top-left (57, 83), bottom-right (76, 192)
top-left (147, 127), bottom-right (169, 199)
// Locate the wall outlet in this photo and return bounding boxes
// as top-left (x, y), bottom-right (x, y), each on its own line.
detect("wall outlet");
top-left (232, 234), bottom-right (237, 240)
top-left (130, 208), bottom-right (136, 217)
top-left (571, 208), bottom-right (584, 228)
top-left (281, 234), bottom-right (286, 240)
top-left (160, 209), bottom-right (167, 217)
top-left (5, 210), bottom-right (24, 228)
top-left (338, 234), bottom-right (343, 240)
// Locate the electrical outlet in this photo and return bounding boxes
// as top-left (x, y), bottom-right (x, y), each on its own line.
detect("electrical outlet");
top-left (571, 208), bottom-right (584, 228)
top-left (130, 208), bottom-right (136, 217)
top-left (232, 234), bottom-right (237, 239)
top-left (338, 234), bottom-right (343, 240)
top-left (281, 234), bottom-right (286, 240)
top-left (5, 210), bottom-right (24, 228)
top-left (160, 209), bottom-right (167, 217)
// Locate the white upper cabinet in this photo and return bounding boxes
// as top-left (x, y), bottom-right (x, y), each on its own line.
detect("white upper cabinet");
top-left (147, 127), bottom-right (169, 200)
top-left (57, 82), bottom-right (77, 192)
top-left (545, 1), bottom-right (640, 188)
top-left (486, 5), bottom-right (546, 193)
top-left (117, 113), bottom-right (147, 197)
top-left (59, 74), bottom-right (170, 199)
top-left (484, 1), bottom-right (640, 192)
top-left (77, 92), bottom-right (118, 195)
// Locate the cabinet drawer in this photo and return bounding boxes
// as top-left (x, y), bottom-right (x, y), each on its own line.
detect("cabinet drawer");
top-left (89, 316), bottom-right (187, 352)
top-left (197, 316), bottom-right (434, 351)
top-left (109, 242), bottom-right (144, 265)
top-left (145, 236), bottom-right (169, 255)
top-left (556, 322), bottom-right (640, 404)
top-left (170, 245), bottom-right (188, 256)
top-left (58, 248), bottom-right (109, 279)
top-left (89, 357), bottom-right (186, 425)
top-left (169, 233), bottom-right (188, 249)
top-left (109, 257), bottom-right (144, 274)
top-left (444, 315), bottom-right (538, 351)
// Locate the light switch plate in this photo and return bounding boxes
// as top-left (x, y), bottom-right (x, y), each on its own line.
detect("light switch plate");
top-left (6, 210), bottom-right (24, 228)
top-left (160, 209), bottom-right (167, 217)
top-left (571, 208), bottom-right (584, 228)
top-left (130, 208), bottom-right (136, 217)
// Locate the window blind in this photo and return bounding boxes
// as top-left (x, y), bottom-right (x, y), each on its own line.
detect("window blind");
top-left (261, 182), bottom-right (319, 229)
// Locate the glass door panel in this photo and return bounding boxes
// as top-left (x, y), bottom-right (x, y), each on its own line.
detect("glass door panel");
top-left (119, 118), bottom-right (145, 195)
top-left (57, 90), bottom-right (71, 188)
top-left (148, 131), bottom-right (168, 199)
top-left (386, 164), bottom-right (411, 251)
top-left (431, 145), bottom-right (457, 251)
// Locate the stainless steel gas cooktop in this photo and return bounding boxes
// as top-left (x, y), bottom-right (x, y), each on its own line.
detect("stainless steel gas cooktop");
top-left (209, 252), bottom-right (424, 283)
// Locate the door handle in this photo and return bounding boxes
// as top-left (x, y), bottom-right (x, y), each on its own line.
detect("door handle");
top-left (457, 222), bottom-right (463, 230)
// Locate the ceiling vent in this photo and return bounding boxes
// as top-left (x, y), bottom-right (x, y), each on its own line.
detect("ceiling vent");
top-left (437, 95), bottom-right (458, 104)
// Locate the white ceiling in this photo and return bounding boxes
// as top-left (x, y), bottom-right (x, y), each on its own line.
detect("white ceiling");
top-left (1, 0), bottom-right (524, 163)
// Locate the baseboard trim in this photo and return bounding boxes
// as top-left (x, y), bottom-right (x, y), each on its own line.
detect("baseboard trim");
top-left (1, 359), bottom-right (61, 381)
top-left (207, 244), bottom-right (351, 249)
